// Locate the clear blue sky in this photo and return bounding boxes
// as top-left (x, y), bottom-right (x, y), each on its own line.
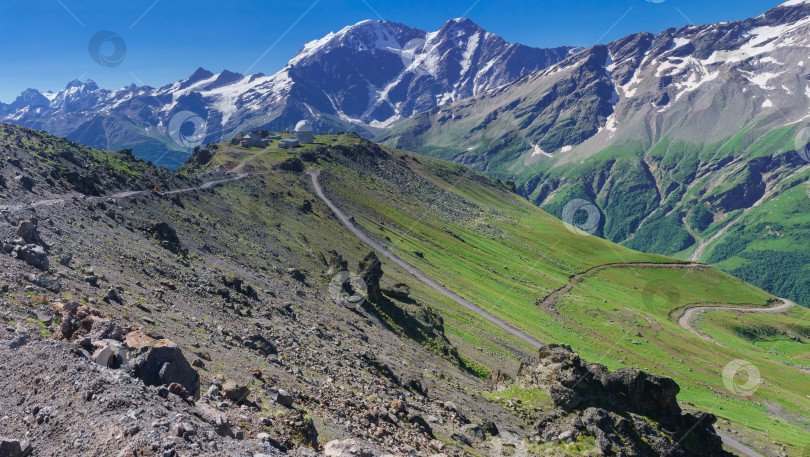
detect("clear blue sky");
top-left (0, 0), bottom-right (784, 102)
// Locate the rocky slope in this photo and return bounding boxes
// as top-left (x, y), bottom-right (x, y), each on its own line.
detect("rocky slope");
top-left (378, 0), bottom-right (810, 306)
top-left (0, 123), bottom-right (752, 456)
top-left (490, 344), bottom-right (732, 457)
top-left (0, 19), bottom-right (570, 169)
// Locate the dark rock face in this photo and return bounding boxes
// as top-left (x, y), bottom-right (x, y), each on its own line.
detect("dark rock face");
top-left (130, 341), bottom-right (201, 398)
top-left (536, 343), bottom-right (682, 415)
top-left (16, 244), bottom-right (49, 270)
top-left (186, 146), bottom-right (215, 166)
top-left (222, 275), bottom-right (259, 300)
top-left (515, 344), bottom-right (731, 457)
top-left (382, 283), bottom-right (410, 299)
top-left (149, 221), bottom-right (186, 255)
top-left (0, 437), bottom-right (32, 457)
top-left (276, 158), bottom-right (304, 173)
top-left (244, 334), bottom-right (277, 356)
top-left (16, 176), bottom-right (34, 191)
top-left (358, 252), bottom-right (383, 301)
top-left (64, 171), bottom-right (101, 196)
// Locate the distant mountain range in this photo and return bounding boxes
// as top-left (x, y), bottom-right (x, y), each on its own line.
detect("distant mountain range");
top-left (0, 18), bottom-right (571, 169)
top-left (379, 0), bottom-right (810, 306)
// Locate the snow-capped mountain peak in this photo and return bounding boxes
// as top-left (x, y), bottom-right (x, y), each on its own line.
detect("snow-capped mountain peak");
top-left (0, 18), bottom-right (571, 168)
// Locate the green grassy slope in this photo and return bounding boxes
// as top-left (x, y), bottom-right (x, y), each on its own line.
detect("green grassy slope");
top-left (199, 135), bottom-right (810, 455)
top-left (380, 121), bottom-right (810, 309)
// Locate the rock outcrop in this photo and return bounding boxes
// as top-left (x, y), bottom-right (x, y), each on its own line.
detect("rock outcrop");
top-left (501, 344), bottom-right (732, 457)
top-left (129, 339), bottom-right (201, 399)
top-left (149, 221), bottom-right (186, 255)
top-left (358, 252), bottom-right (383, 301)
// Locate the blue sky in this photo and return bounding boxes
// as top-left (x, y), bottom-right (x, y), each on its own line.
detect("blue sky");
top-left (0, 0), bottom-right (784, 102)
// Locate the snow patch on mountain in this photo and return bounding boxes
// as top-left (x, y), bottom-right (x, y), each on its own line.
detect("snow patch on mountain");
top-left (672, 37), bottom-right (690, 49)
top-left (740, 70), bottom-right (785, 91)
top-left (704, 16), bottom-right (810, 64)
top-left (531, 144), bottom-right (552, 157)
top-left (779, 0), bottom-right (810, 7)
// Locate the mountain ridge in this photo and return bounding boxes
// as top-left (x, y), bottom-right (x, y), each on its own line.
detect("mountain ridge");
top-left (0, 18), bottom-right (571, 169)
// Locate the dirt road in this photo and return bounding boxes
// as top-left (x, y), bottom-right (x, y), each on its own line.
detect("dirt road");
top-left (677, 299), bottom-right (796, 343)
top-left (4, 174), bottom-right (247, 212)
top-left (536, 261), bottom-right (708, 310)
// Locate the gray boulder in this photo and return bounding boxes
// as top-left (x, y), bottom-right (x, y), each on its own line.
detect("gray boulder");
top-left (25, 274), bottom-right (61, 292)
top-left (89, 320), bottom-right (125, 341)
top-left (91, 339), bottom-right (129, 369)
top-left (223, 380), bottom-right (250, 404)
top-left (105, 288), bottom-right (123, 304)
top-left (171, 422), bottom-right (196, 438)
top-left (196, 403), bottom-right (233, 437)
top-left (244, 334), bottom-right (277, 356)
top-left (0, 437), bottom-right (32, 457)
top-left (130, 341), bottom-right (200, 398)
top-left (17, 244), bottom-right (48, 270)
top-left (8, 333), bottom-right (29, 350)
top-left (15, 220), bottom-right (38, 244)
top-left (269, 387), bottom-right (293, 407)
top-left (461, 423), bottom-right (485, 440)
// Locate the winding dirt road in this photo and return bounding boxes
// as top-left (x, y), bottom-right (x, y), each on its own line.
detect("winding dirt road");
top-left (536, 261), bottom-right (708, 311)
top-left (677, 299), bottom-right (796, 344)
top-left (535, 259), bottom-right (801, 351)
top-left (307, 169), bottom-right (545, 350)
top-left (3, 174), bottom-right (247, 212)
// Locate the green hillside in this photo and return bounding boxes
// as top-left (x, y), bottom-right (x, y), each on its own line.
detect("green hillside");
top-left (380, 119), bottom-right (810, 310)
top-left (199, 134), bottom-right (810, 455)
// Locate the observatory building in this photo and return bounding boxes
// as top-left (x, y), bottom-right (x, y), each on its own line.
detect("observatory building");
top-left (295, 120), bottom-right (314, 144)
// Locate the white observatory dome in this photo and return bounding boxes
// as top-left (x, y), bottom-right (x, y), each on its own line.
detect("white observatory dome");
top-left (295, 120), bottom-right (313, 133)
